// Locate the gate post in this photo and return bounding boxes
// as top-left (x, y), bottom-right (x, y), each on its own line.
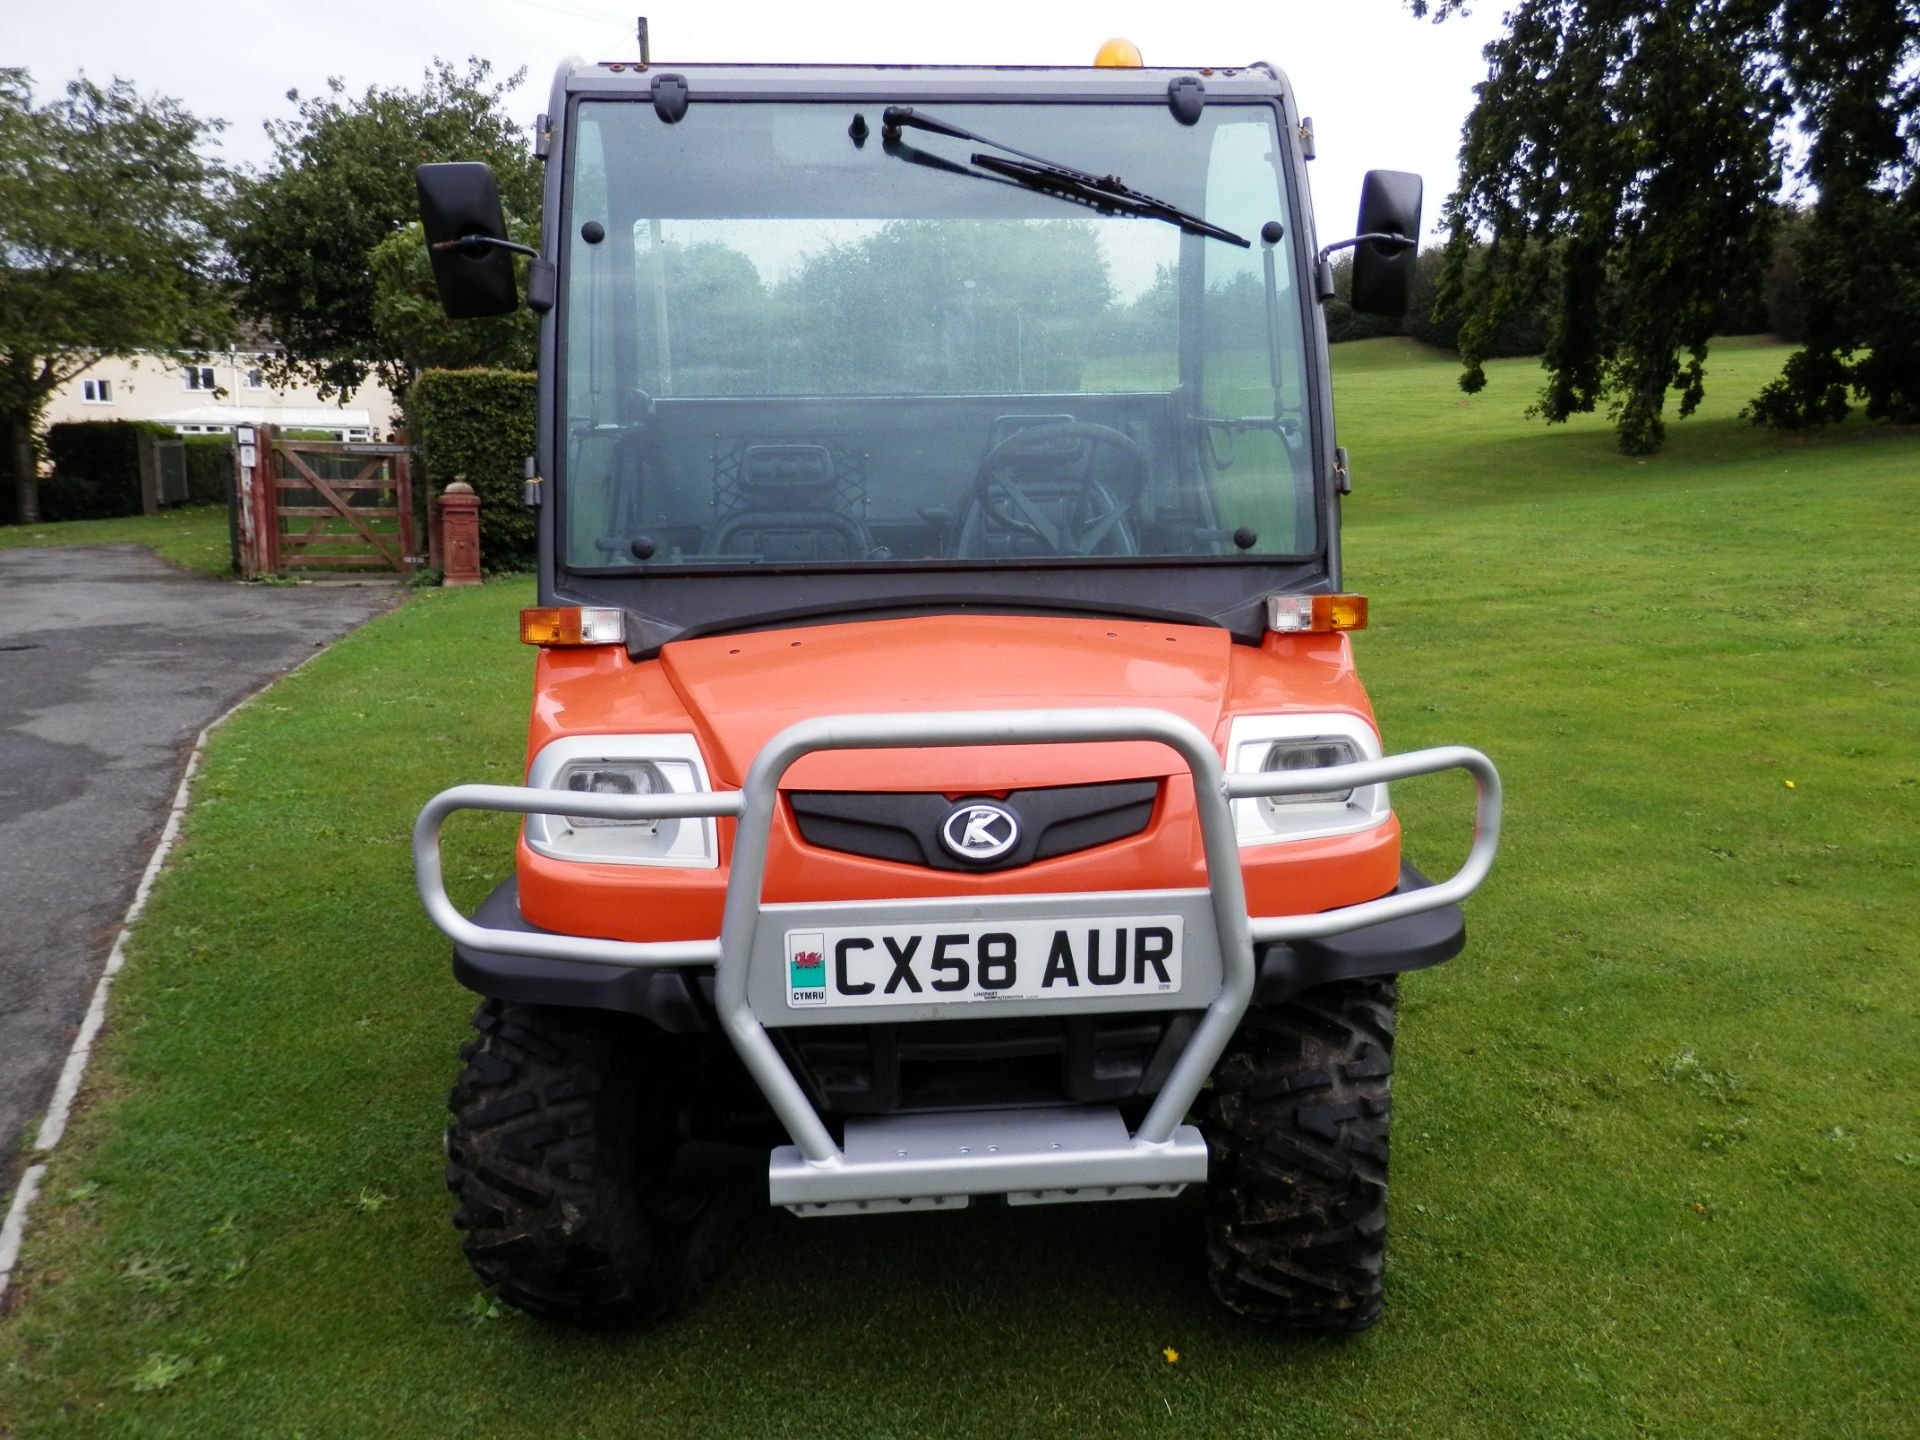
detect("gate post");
top-left (395, 448), bottom-right (418, 568)
top-left (229, 432), bottom-right (247, 576)
top-left (440, 479), bottom-right (483, 586)
top-left (234, 424), bottom-right (265, 578)
top-left (255, 425), bottom-right (281, 576)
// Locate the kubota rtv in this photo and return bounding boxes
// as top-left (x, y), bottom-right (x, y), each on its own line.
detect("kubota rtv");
top-left (414, 40), bottom-right (1501, 1331)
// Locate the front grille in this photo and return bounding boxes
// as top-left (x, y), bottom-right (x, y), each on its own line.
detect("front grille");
top-left (777, 1011), bottom-right (1198, 1115)
top-left (789, 779), bottom-right (1157, 872)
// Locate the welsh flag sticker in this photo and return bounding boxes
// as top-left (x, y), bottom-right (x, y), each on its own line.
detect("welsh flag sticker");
top-left (787, 932), bottom-right (827, 1007)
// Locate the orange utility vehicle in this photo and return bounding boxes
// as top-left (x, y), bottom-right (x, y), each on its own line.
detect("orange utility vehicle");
top-left (413, 43), bottom-right (1501, 1332)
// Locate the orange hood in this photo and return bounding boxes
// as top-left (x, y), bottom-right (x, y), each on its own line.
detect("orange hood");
top-left (658, 616), bottom-right (1232, 791)
top-left (530, 615), bottom-right (1375, 793)
top-left (518, 617), bottom-right (1394, 937)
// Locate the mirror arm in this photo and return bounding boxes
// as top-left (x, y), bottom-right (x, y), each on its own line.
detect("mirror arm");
top-left (1316, 232), bottom-right (1416, 263)
top-left (1314, 232), bottom-right (1417, 304)
top-left (431, 236), bottom-right (541, 259)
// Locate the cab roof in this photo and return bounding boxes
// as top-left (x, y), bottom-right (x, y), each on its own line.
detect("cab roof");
top-left (558, 59), bottom-right (1292, 104)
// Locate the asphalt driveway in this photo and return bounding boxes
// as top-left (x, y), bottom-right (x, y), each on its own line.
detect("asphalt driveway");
top-left (0, 546), bottom-right (394, 1192)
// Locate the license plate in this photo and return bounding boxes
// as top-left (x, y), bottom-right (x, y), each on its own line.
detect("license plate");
top-left (784, 916), bottom-right (1183, 1009)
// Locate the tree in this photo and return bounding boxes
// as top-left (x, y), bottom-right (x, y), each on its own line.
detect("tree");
top-left (1321, 252), bottom-right (1405, 347)
top-left (369, 219), bottom-right (538, 383)
top-left (631, 239), bottom-right (776, 394)
top-left (1758, 205), bottom-right (1813, 343)
top-left (777, 220), bottom-right (1115, 394)
top-left (1746, 4), bottom-right (1920, 430)
top-left (227, 58), bottom-right (540, 401)
top-left (0, 70), bottom-right (229, 524)
top-left (1411, 0), bottom-right (1919, 453)
top-left (1323, 244), bottom-right (1554, 355)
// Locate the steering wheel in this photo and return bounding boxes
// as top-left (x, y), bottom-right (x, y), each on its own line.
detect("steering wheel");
top-left (955, 422), bottom-right (1149, 558)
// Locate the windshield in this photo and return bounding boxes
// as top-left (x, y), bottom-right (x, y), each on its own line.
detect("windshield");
top-left (561, 99), bottom-right (1313, 573)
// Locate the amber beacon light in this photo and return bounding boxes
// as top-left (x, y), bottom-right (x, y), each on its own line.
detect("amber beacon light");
top-left (1094, 37), bottom-right (1144, 67)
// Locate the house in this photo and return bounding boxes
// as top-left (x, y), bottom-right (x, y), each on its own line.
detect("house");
top-left (42, 350), bottom-right (398, 442)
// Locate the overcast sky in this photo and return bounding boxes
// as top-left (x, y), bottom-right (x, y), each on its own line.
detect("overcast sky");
top-left (9, 0), bottom-right (1506, 243)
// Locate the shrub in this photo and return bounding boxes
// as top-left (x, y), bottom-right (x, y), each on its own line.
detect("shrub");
top-left (409, 368), bottom-right (537, 570)
top-left (1322, 252), bottom-right (1403, 346)
top-left (39, 421), bottom-right (174, 521)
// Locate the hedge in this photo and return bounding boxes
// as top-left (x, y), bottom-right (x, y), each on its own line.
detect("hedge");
top-left (182, 435), bottom-right (234, 506)
top-left (409, 368), bottom-right (537, 570)
top-left (39, 421), bottom-right (175, 522)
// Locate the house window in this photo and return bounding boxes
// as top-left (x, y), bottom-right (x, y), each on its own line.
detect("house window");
top-left (184, 365), bottom-right (217, 391)
top-left (245, 367), bottom-right (266, 390)
top-left (82, 379), bottom-right (114, 404)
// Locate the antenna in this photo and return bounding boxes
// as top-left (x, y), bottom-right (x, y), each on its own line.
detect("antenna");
top-left (637, 16), bottom-right (650, 64)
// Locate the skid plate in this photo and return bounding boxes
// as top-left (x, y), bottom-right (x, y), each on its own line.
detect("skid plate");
top-left (770, 1104), bottom-right (1207, 1214)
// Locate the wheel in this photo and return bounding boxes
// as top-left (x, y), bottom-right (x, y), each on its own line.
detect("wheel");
top-left (955, 421), bottom-right (1148, 557)
top-left (444, 999), bottom-right (753, 1328)
top-left (1200, 976), bottom-right (1396, 1331)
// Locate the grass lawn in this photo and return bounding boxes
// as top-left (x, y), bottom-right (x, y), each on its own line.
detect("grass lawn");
top-left (0, 506), bottom-right (234, 579)
top-left (2, 338), bottom-right (1915, 1437)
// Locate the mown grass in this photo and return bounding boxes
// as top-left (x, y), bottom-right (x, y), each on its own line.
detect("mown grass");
top-left (0, 505), bottom-right (234, 579)
top-left (2, 339), bottom-right (1916, 1438)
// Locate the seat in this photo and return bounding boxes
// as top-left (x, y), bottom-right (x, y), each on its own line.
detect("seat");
top-left (702, 444), bottom-right (871, 562)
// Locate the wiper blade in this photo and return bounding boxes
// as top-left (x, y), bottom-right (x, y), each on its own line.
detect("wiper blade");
top-left (882, 105), bottom-right (1250, 249)
top-left (969, 154), bottom-right (1250, 248)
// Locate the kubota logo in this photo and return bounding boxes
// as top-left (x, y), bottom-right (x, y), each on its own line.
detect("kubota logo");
top-left (940, 801), bottom-right (1019, 862)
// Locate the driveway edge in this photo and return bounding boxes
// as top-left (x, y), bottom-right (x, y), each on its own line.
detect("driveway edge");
top-left (0, 633), bottom-right (352, 1305)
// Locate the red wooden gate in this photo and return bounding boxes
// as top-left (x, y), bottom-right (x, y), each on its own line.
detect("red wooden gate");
top-left (237, 425), bottom-right (416, 577)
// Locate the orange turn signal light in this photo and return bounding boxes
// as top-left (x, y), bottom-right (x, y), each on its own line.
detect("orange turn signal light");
top-left (1267, 593), bottom-right (1369, 634)
top-left (520, 606), bottom-right (626, 647)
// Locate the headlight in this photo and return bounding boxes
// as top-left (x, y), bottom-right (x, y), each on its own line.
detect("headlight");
top-left (1225, 714), bottom-right (1390, 845)
top-left (561, 760), bottom-right (669, 829)
top-left (524, 735), bottom-right (718, 868)
top-left (1259, 737), bottom-right (1360, 807)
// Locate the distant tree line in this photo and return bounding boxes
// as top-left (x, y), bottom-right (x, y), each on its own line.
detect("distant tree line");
top-left (1325, 211), bottom-right (1819, 354)
top-left (606, 221), bottom-right (1294, 402)
top-left (633, 220), bottom-right (1118, 398)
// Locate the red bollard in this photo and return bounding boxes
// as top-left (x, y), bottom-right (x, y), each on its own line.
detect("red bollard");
top-left (440, 480), bottom-right (483, 587)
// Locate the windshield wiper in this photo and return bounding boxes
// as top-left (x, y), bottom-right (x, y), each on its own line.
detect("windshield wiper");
top-left (881, 106), bottom-right (1250, 249)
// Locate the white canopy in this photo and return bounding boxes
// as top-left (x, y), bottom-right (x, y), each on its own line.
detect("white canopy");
top-left (154, 404), bottom-right (374, 431)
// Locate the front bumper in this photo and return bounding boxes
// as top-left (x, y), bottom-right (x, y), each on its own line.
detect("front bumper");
top-left (416, 707), bottom-right (1499, 1212)
top-left (449, 860), bottom-right (1466, 1027)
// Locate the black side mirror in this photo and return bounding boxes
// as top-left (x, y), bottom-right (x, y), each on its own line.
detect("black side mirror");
top-left (1349, 170), bottom-right (1423, 318)
top-left (416, 162), bottom-right (519, 319)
